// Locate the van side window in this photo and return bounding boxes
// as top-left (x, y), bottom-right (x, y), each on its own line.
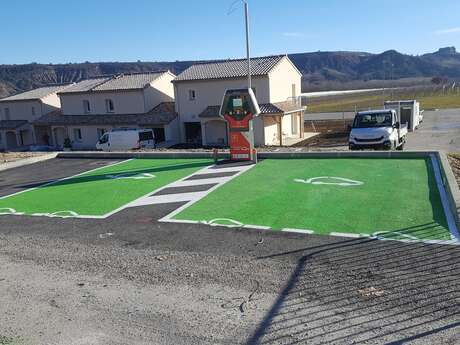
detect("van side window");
top-left (139, 131), bottom-right (154, 141)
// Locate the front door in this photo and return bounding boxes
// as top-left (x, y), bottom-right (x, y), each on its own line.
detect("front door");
top-left (5, 131), bottom-right (18, 150)
top-left (184, 122), bottom-right (202, 145)
top-left (153, 128), bottom-right (166, 143)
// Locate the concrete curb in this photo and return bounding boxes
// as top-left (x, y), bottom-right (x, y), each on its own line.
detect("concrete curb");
top-left (257, 151), bottom-right (437, 159)
top-left (437, 152), bottom-right (460, 233)
top-left (0, 153), bottom-right (58, 172)
top-left (57, 151), bottom-right (230, 160)
top-left (57, 150), bottom-right (437, 160)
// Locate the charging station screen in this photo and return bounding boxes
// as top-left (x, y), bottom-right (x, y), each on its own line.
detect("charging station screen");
top-left (233, 98), bottom-right (243, 108)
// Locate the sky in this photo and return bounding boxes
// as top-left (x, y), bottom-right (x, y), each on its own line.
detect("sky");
top-left (2, 0), bottom-right (460, 64)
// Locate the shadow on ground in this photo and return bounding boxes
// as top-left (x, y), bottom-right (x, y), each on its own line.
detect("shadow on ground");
top-left (247, 224), bottom-right (460, 345)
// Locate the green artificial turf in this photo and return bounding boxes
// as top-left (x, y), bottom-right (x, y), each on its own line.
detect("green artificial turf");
top-left (0, 158), bottom-right (211, 217)
top-left (174, 158), bottom-right (452, 241)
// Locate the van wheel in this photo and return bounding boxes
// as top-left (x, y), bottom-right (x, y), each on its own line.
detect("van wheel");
top-left (396, 142), bottom-right (404, 151)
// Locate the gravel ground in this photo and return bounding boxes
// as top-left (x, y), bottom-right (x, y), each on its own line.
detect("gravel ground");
top-left (0, 159), bottom-right (459, 344)
top-left (448, 154), bottom-right (460, 187)
top-left (0, 152), bottom-right (50, 164)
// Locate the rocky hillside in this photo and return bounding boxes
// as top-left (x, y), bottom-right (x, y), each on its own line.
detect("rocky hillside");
top-left (1, 47), bottom-right (459, 98)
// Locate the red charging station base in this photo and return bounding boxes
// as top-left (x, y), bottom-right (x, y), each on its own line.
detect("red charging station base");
top-left (229, 131), bottom-right (254, 161)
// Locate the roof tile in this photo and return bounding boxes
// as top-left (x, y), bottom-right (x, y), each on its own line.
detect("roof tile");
top-left (0, 85), bottom-right (72, 102)
top-left (174, 55), bottom-right (286, 82)
top-left (34, 102), bottom-right (177, 126)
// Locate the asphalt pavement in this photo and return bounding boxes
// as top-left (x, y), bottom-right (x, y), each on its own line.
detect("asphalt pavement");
top-left (0, 158), bottom-right (459, 344)
top-left (406, 108), bottom-right (460, 152)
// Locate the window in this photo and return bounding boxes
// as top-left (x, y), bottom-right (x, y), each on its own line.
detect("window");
top-left (292, 84), bottom-right (297, 98)
top-left (83, 100), bottom-right (91, 113)
top-left (138, 130), bottom-right (154, 141)
top-left (189, 89), bottom-right (196, 101)
top-left (31, 106), bottom-right (36, 116)
top-left (73, 128), bottom-right (82, 142)
top-left (4, 108), bottom-right (10, 120)
top-left (0, 133), bottom-right (2, 143)
top-left (105, 99), bottom-right (114, 113)
top-left (97, 128), bottom-right (107, 139)
top-left (251, 87), bottom-right (256, 96)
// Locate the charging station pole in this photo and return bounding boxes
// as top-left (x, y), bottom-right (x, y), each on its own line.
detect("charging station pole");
top-left (244, 1), bottom-right (251, 90)
top-left (220, 0), bottom-right (259, 162)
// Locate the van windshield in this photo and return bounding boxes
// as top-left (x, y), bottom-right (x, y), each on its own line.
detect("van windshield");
top-left (353, 113), bottom-right (392, 128)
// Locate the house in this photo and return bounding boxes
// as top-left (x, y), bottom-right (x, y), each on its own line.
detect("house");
top-left (172, 55), bottom-right (305, 146)
top-left (34, 71), bottom-right (178, 149)
top-left (0, 84), bottom-right (71, 150)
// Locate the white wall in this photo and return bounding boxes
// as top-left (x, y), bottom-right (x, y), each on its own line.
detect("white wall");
top-left (165, 118), bottom-right (180, 142)
top-left (202, 119), bottom-right (228, 146)
top-left (263, 116), bottom-right (279, 146)
top-left (281, 114), bottom-right (293, 138)
top-left (41, 93), bottom-right (61, 113)
top-left (144, 73), bottom-right (175, 111)
top-left (0, 100), bottom-right (43, 121)
top-left (268, 57), bottom-right (302, 103)
top-left (60, 91), bottom-right (145, 115)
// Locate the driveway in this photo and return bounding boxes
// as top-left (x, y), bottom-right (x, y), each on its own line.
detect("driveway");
top-left (405, 108), bottom-right (460, 152)
top-left (301, 108), bottom-right (460, 152)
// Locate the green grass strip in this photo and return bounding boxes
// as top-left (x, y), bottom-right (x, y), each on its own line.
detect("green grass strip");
top-left (174, 158), bottom-right (452, 241)
top-left (0, 158), bottom-right (211, 217)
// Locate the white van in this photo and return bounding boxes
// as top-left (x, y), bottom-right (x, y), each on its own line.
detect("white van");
top-left (96, 128), bottom-right (155, 151)
top-left (349, 109), bottom-right (408, 151)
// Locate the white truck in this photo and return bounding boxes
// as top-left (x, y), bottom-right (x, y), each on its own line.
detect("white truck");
top-left (384, 100), bottom-right (421, 131)
top-left (96, 128), bottom-right (155, 151)
top-left (349, 109), bottom-right (408, 151)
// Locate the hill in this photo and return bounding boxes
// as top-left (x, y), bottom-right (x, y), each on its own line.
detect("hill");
top-left (1, 47), bottom-right (459, 98)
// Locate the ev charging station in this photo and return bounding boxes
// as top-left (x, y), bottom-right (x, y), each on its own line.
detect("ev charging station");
top-left (220, 88), bottom-right (260, 161)
top-left (217, 1), bottom-right (260, 162)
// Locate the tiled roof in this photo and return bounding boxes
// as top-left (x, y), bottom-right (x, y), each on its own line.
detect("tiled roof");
top-left (198, 105), bottom-right (221, 118)
top-left (92, 72), bottom-right (167, 91)
top-left (262, 101), bottom-right (304, 114)
top-left (0, 85), bottom-right (72, 102)
top-left (198, 101), bottom-right (303, 118)
top-left (58, 71), bottom-right (171, 94)
top-left (174, 55), bottom-right (286, 82)
top-left (57, 77), bottom-right (112, 94)
top-left (34, 102), bottom-right (177, 126)
top-left (0, 120), bottom-right (28, 130)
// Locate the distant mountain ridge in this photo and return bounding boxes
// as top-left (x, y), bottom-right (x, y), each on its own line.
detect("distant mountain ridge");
top-left (1, 47), bottom-right (459, 98)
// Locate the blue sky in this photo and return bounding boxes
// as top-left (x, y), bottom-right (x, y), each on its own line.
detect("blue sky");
top-left (2, 0), bottom-right (460, 64)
